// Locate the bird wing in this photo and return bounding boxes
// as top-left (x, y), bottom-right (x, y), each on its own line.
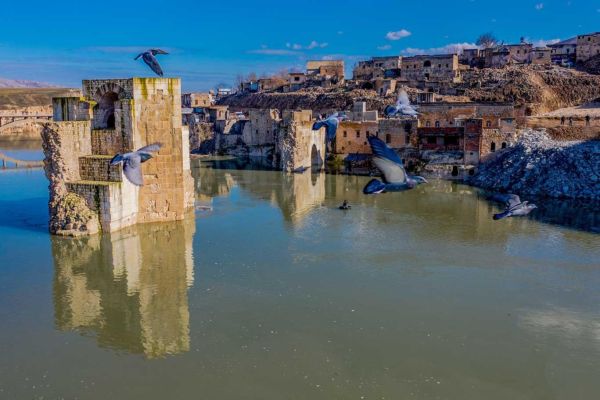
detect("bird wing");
top-left (143, 53), bottom-right (164, 77)
top-left (110, 153), bottom-right (124, 165)
top-left (368, 135), bottom-right (406, 183)
top-left (312, 120), bottom-right (326, 131)
top-left (489, 193), bottom-right (521, 208)
top-left (122, 154), bottom-right (144, 186)
top-left (134, 52), bottom-right (145, 60)
top-left (150, 48), bottom-right (169, 55)
top-left (397, 90), bottom-right (410, 107)
top-left (373, 156), bottom-right (407, 184)
top-left (368, 135), bottom-right (403, 165)
top-left (137, 142), bottom-right (162, 153)
top-left (384, 105), bottom-right (398, 117)
top-left (325, 119), bottom-right (338, 141)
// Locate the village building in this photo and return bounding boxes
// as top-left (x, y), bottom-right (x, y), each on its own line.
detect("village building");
top-left (416, 102), bottom-right (516, 165)
top-left (401, 54), bottom-right (461, 83)
top-left (484, 43), bottom-right (532, 68)
top-left (548, 37), bottom-right (577, 65)
top-left (576, 32), bottom-right (600, 62)
top-left (181, 92), bottom-right (214, 108)
top-left (374, 78), bottom-right (397, 96)
top-left (352, 56), bottom-right (402, 80)
top-left (530, 47), bottom-right (552, 65)
top-left (459, 48), bottom-right (481, 67)
top-left (306, 60), bottom-right (345, 82)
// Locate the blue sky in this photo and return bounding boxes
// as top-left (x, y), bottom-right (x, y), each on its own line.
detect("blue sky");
top-left (0, 0), bottom-right (598, 91)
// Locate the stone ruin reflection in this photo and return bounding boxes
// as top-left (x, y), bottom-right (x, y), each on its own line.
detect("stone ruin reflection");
top-left (52, 219), bottom-right (195, 359)
top-left (193, 157), bottom-right (326, 227)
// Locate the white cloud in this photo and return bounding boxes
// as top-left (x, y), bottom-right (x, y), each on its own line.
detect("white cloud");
top-left (337, 31), bottom-right (344, 35)
top-left (401, 42), bottom-right (478, 56)
top-left (530, 38), bottom-right (560, 47)
top-left (386, 29), bottom-right (412, 41)
top-left (535, 3), bottom-right (544, 10)
top-left (377, 44), bottom-right (392, 51)
top-left (286, 41), bottom-right (328, 50)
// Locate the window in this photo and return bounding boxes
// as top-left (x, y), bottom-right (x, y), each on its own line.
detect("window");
top-left (426, 121), bottom-right (431, 127)
top-left (427, 137), bottom-right (436, 144)
top-left (486, 120), bottom-right (492, 128)
top-left (343, 131), bottom-right (347, 138)
top-left (438, 64), bottom-right (441, 68)
top-left (386, 134), bottom-right (391, 144)
top-left (491, 142), bottom-right (496, 152)
top-left (424, 60), bottom-right (432, 67)
top-left (364, 141), bottom-right (367, 145)
top-left (501, 142), bottom-right (507, 149)
top-left (356, 131), bottom-right (360, 138)
top-left (366, 130), bottom-right (370, 136)
top-left (435, 121), bottom-right (440, 128)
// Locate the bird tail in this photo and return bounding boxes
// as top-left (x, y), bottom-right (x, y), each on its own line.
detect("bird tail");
top-left (363, 179), bottom-right (386, 195)
top-left (493, 211), bottom-right (510, 220)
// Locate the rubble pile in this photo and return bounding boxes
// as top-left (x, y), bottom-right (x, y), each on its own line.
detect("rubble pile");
top-left (470, 129), bottom-right (600, 200)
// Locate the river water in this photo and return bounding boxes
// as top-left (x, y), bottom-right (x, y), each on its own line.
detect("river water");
top-left (0, 143), bottom-right (599, 399)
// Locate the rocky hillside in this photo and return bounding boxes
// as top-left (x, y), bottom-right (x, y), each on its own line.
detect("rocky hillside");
top-left (219, 87), bottom-right (386, 113)
top-left (0, 88), bottom-right (78, 110)
top-left (470, 130), bottom-right (600, 200)
top-left (461, 65), bottom-right (600, 114)
top-left (221, 65), bottom-right (600, 116)
top-left (0, 78), bottom-right (58, 89)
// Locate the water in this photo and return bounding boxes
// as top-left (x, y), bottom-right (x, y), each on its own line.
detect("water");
top-left (1, 144), bottom-right (600, 399)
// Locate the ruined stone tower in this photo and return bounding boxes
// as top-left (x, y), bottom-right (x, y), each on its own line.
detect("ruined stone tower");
top-left (42, 78), bottom-right (195, 236)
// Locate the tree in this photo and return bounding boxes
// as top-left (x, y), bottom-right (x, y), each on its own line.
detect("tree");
top-left (476, 33), bottom-right (498, 49)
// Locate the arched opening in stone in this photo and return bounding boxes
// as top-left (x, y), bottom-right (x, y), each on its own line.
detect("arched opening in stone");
top-left (501, 142), bottom-right (507, 149)
top-left (94, 91), bottom-right (119, 129)
top-left (451, 166), bottom-right (459, 177)
top-left (424, 60), bottom-right (432, 67)
top-left (490, 142), bottom-right (496, 152)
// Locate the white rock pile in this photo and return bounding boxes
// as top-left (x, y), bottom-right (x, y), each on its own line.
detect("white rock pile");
top-left (470, 129), bottom-right (600, 200)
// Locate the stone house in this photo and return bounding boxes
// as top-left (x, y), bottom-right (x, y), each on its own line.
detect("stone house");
top-left (401, 54), bottom-right (461, 83)
top-left (417, 102), bottom-right (515, 130)
top-left (241, 109), bottom-right (281, 157)
top-left (306, 60), bottom-right (345, 82)
top-left (336, 121), bottom-right (378, 154)
top-left (347, 101), bottom-right (378, 122)
top-left (181, 92), bottom-right (214, 108)
top-left (484, 44), bottom-right (533, 68)
top-left (374, 79), bottom-right (397, 96)
top-left (576, 32), bottom-right (600, 62)
top-left (459, 48), bottom-right (481, 66)
top-left (548, 37), bottom-right (577, 64)
top-left (354, 56), bottom-right (403, 80)
top-left (530, 47), bottom-right (552, 65)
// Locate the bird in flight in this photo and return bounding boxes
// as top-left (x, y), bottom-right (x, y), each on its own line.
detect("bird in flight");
top-left (312, 112), bottom-right (347, 153)
top-left (363, 135), bottom-right (427, 195)
top-left (135, 49), bottom-right (169, 77)
top-left (384, 90), bottom-right (418, 118)
top-left (489, 194), bottom-right (537, 220)
top-left (110, 143), bottom-right (162, 186)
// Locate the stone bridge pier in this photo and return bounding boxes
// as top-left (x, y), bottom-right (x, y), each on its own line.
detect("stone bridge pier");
top-left (274, 110), bottom-right (326, 172)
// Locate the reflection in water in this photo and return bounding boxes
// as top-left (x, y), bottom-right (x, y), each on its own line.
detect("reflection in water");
top-left (194, 157), bottom-right (600, 234)
top-left (194, 157), bottom-right (326, 227)
top-left (52, 219), bottom-right (195, 358)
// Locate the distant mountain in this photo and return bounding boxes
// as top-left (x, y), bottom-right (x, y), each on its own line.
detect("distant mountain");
top-left (0, 78), bottom-right (58, 89)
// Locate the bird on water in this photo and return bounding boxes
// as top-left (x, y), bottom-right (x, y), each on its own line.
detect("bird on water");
top-left (110, 143), bottom-right (162, 186)
top-left (135, 49), bottom-right (169, 77)
top-left (489, 193), bottom-right (537, 220)
top-left (363, 135), bottom-right (427, 195)
top-left (384, 90), bottom-right (419, 118)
